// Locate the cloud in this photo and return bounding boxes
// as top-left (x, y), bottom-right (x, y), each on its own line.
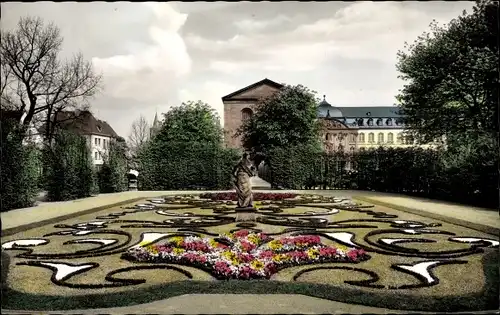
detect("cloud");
top-left (178, 81), bottom-right (238, 125)
top-left (92, 3), bottom-right (191, 101)
top-left (185, 1), bottom-right (471, 73)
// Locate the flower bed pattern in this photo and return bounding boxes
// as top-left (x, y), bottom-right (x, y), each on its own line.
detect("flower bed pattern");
top-left (199, 192), bottom-right (297, 201)
top-left (122, 230), bottom-right (368, 279)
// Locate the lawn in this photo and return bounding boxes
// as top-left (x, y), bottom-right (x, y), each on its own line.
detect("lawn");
top-left (1, 193), bottom-right (498, 312)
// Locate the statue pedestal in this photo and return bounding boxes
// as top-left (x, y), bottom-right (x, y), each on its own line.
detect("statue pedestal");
top-left (235, 207), bottom-right (258, 222)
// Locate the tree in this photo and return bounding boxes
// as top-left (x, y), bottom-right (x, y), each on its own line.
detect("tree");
top-left (236, 84), bottom-right (322, 155)
top-left (396, 0), bottom-right (499, 143)
top-left (155, 100), bottom-right (224, 145)
top-left (98, 139), bottom-right (128, 193)
top-left (127, 115), bottom-right (150, 159)
top-left (0, 16), bottom-right (102, 143)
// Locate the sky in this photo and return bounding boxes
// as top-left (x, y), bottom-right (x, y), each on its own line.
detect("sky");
top-left (1, 1), bottom-right (474, 139)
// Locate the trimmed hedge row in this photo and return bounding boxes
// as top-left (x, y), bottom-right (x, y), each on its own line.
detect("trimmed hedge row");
top-left (45, 131), bottom-right (96, 201)
top-left (262, 146), bottom-right (498, 209)
top-left (138, 141), bottom-right (240, 190)
top-left (0, 131), bottom-right (40, 212)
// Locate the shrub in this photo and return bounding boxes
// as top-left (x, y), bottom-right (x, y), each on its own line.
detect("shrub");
top-left (45, 131), bottom-right (95, 201)
top-left (0, 130), bottom-right (40, 212)
top-left (138, 141), bottom-right (240, 190)
top-left (98, 140), bottom-right (128, 193)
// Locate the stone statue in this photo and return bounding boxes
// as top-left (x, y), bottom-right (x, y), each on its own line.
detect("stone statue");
top-left (233, 153), bottom-right (256, 209)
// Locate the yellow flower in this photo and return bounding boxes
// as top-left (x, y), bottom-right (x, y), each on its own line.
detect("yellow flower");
top-left (307, 248), bottom-right (319, 259)
top-left (251, 260), bottom-right (265, 270)
top-left (209, 239), bottom-right (219, 248)
top-left (337, 244), bottom-right (349, 252)
top-left (247, 234), bottom-right (259, 244)
top-left (268, 240), bottom-right (283, 250)
top-left (172, 248), bottom-right (185, 255)
top-left (223, 251), bottom-right (237, 261)
top-left (170, 236), bottom-right (185, 246)
top-left (146, 245), bottom-right (159, 254)
top-left (272, 254), bottom-right (289, 262)
top-left (230, 258), bottom-right (241, 266)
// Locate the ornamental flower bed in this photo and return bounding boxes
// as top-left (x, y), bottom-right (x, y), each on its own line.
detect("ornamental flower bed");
top-left (122, 230), bottom-right (368, 280)
top-left (199, 192), bottom-right (298, 201)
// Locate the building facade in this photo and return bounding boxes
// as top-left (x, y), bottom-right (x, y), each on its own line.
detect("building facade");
top-left (223, 78), bottom-right (437, 151)
top-left (53, 110), bottom-right (120, 166)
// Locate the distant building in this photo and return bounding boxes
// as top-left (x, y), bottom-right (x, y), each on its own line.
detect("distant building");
top-left (222, 78), bottom-right (439, 152)
top-left (51, 109), bottom-right (119, 166)
top-left (150, 112), bottom-right (162, 138)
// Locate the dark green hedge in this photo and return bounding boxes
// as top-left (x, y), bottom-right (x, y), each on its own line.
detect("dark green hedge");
top-left (0, 130), bottom-right (40, 212)
top-left (45, 131), bottom-right (95, 201)
top-left (98, 141), bottom-right (128, 193)
top-left (262, 146), bottom-right (498, 209)
top-left (138, 141), bottom-right (240, 190)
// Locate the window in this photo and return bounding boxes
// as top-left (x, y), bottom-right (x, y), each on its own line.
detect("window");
top-left (376, 118), bottom-right (383, 126)
top-left (97, 125), bottom-right (102, 132)
top-left (350, 146), bottom-right (355, 152)
top-left (388, 133), bottom-right (394, 143)
top-left (378, 133), bottom-right (384, 143)
top-left (357, 118), bottom-right (364, 126)
top-left (386, 118), bottom-right (393, 126)
top-left (241, 108), bottom-right (253, 121)
top-left (325, 133), bottom-right (329, 141)
top-left (395, 119), bottom-right (402, 126)
top-left (368, 133), bottom-right (374, 143)
top-left (338, 144), bottom-right (344, 152)
top-left (358, 133), bottom-right (365, 143)
top-left (350, 133), bottom-right (356, 143)
top-left (98, 138), bottom-right (101, 146)
top-left (103, 139), bottom-right (106, 148)
top-left (94, 152), bottom-right (98, 160)
top-left (94, 138), bottom-right (98, 146)
top-left (368, 118), bottom-right (373, 126)
top-left (397, 133), bottom-right (403, 144)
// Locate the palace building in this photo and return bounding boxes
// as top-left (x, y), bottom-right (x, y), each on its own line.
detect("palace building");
top-left (222, 78), bottom-right (436, 152)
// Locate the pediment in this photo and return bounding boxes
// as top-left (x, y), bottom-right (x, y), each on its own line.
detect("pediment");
top-left (222, 78), bottom-right (283, 101)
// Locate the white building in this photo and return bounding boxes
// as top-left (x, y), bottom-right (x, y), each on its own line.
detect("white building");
top-left (52, 110), bottom-right (119, 167)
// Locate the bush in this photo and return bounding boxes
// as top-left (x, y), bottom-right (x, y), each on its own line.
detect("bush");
top-left (0, 130), bottom-right (40, 212)
top-left (98, 140), bottom-right (128, 193)
top-left (265, 144), bottom-right (497, 209)
top-left (138, 141), bottom-right (240, 190)
top-left (45, 131), bottom-right (95, 201)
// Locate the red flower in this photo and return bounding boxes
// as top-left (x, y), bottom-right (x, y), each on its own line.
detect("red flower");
top-left (240, 240), bottom-right (256, 252)
top-left (259, 250), bottom-right (275, 259)
top-left (319, 247), bottom-right (337, 257)
top-left (347, 250), bottom-right (358, 260)
top-left (234, 230), bottom-right (249, 238)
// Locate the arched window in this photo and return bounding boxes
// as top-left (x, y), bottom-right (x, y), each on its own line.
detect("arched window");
top-left (376, 118), bottom-right (383, 126)
top-left (378, 133), bottom-right (384, 143)
top-left (368, 133), bottom-right (374, 143)
top-left (350, 133), bottom-right (356, 143)
top-left (358, 133), bottom-right (365, 143)
top-left (368, 118), bottom-right (373, 126)
top-left (386, 118), bottom-right (393, 126)
top-left (357, 118), bottom-right (364, 126)
top-left (397, 133), bottom-right (403, 144)
top-left (387, 132), bottom-right (394, 143)
top-left (241, 108), bottom-right (253, 121)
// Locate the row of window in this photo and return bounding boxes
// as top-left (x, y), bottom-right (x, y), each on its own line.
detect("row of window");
top-left (357, 118), bottom-right (402, 127)
top-left (324, 132), bottom-right (415, 145)
top-left (94, 137), bottom-right (108, 148)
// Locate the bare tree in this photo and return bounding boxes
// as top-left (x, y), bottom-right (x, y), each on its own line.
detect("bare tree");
top-left (127, 114), bottom-right (150, 158)
top-left (0, 16), bottom-right (102, 143)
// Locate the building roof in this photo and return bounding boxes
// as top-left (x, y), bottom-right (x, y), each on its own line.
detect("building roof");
top-left (221, 78), bottom-right (284, 101)
top-left (317, 95), bottom-right (343, 118)
top-left (52, 110), bottom-right (119, 138)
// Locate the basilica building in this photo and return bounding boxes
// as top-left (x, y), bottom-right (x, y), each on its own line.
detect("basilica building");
top-left (222, 78), bottom-right (436, 152)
